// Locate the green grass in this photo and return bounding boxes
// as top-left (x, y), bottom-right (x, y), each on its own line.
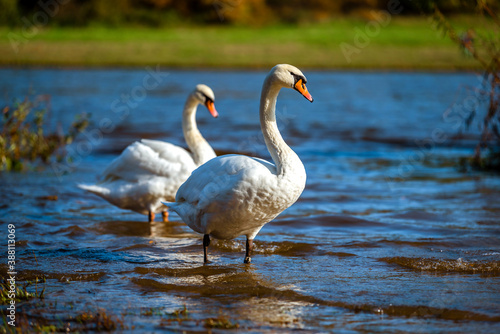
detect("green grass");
top-left (0, 16), bottom-right (492, 69)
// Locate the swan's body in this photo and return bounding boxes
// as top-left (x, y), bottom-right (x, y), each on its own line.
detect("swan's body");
top-left (165, 64), bottom-right (313, 263)
top-left (79, 84), bottom-right (218, 222)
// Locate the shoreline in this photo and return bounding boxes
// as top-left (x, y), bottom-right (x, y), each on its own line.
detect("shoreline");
top-left (0, 16), bottom-right (488, 71)
top-left (0, 63), bottom-right (483, 71)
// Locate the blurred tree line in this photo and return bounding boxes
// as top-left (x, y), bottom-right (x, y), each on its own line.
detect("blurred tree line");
top-left (0, 0), bottom-right (498, 27)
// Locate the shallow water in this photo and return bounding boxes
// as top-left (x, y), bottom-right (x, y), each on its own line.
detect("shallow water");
top-left (1, 68), bottom-right (499, 333)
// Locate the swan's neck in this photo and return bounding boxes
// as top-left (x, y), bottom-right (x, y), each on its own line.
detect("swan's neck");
top-left (182, 97), bottom-right (216, 166)
top-left (259, 77), bottom-right (302, 176)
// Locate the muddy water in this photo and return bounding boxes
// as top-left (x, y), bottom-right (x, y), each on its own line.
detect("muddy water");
top-left (1, 68), bottom-right (499, 333)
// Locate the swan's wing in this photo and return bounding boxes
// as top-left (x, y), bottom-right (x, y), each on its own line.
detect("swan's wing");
top-left (139, 139), bottom-right (193, 163)
top-left (169, 154), bottom-right (280, 237)
top-left (100, 140), bottom-right (196, 183)
top-left (175, 154), bottom-right (275, 209)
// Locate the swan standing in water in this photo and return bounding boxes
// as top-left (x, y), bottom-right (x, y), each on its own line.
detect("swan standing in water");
top-left (164, 64), bottom-right (313, 263)
top-left (79, 84), bottom-right (219, 222)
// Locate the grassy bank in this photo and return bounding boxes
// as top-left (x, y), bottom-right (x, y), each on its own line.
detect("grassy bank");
top-left (0, 16), bottom-right (486, 69)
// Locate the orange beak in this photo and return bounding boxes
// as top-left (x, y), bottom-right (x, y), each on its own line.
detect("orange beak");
top-left (294, 79), bottom-right (313, 102)
top-left (205, 100), bottom-right (219, 118)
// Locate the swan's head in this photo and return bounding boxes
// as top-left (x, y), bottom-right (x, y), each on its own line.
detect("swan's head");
top-left (193, 84), bottom-right (218, 118)
top-left (269, 64), bottom-right (313, 102)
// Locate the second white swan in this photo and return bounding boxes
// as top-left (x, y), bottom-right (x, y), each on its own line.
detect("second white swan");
top-left (79, 84), bottom-right (219, 222)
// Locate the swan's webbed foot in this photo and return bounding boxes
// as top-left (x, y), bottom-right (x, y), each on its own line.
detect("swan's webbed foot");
top-left (244, 238), bottom-right (254, 264)
top-left (162, 210), bottom-right (169, 223)
top-left (203, 234), bottom-right (210, 264)
top-left (148, 211), bottom-right (155, 223)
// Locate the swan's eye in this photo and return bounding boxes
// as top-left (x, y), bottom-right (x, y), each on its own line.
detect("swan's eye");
top-left (200, 93), bottom-right (209, 103)
top-left (290, 72), bottom-right (307, 85)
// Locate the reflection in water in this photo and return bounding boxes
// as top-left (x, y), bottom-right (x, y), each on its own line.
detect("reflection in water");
top-left (95, 219), bottom-right (196, 239)
top-left (0, 69), bottom-right (499, 332)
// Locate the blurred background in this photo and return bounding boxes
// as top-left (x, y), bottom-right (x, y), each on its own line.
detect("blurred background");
top-left (0, 0), bottom-right (496, 26)
top-left (0, 0), bottom-right (498, 69)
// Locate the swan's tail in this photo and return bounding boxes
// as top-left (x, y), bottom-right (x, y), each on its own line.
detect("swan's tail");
top-left (78, 184), bottom-right (110, 196)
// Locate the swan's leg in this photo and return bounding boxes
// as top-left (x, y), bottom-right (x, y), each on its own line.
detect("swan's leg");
top-left (203, 234), bottom-right (211, 263)
top-left (148, 211), bottom-right (155, 222)
top-left (162, 210), bottom-right (169, 222)
top-left (244, 238), bottom-right (254, 264)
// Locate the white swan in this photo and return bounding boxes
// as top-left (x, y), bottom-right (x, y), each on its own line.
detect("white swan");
top-left (164, 64), bottom-right (313, 263)
top-left (79, 84), bottom-right (219, 222)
